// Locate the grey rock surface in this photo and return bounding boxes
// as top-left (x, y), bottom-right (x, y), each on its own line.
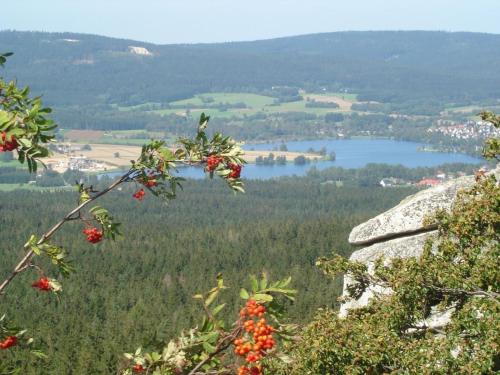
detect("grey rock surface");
top-left (349, 231), bottom-right (438, 263)
top-left (339, 232), bottom-right (437, 317)
top-left (348, 176), bottom-right (475, 245)
top-left (340, 166), bottom-right (499, 321)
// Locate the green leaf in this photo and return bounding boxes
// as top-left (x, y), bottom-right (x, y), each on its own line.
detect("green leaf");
top-left (24, 234), bottom-right (37, 248)
top-left (250, 275), bottom-right (259, 293)
top-left (198, 113), bottom-right (210, 131)
top-left (31, 246), bottom-right (41, 256)
top-left (260, 273), bottom-right (268, 290)
top-left (240, 288), bottom-right (250, 299)
top-left (204, 289), bottom-right (219, 307)
top-left (159, 148), bottom-right (175, 161)
top-left (253, 293), bottom-right (273, 302)
top-left (202, 341), bottom-right (216, 353)
top-left (211, 303), bottom-right (226, 316)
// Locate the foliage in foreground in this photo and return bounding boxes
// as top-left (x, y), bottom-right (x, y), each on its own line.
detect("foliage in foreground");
top-left (120, 275), bottom-right (296, 375)
top-left (268, 118), bottom-right (499, 373)
top-left (1, 54), bottom-right (263, 374)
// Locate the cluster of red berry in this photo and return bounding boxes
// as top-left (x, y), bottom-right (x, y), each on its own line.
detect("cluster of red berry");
top-left (206, 155), bottom-right (224, 172)
top-left (0, 335), bottom-right (17, 350)
top-left (0, 132), bottom-right (18, 152)
top-left (31, 277), bottom-right (51, 291)
top-left (133, 188), bottom-right (145, 201)
top-left (132, 363), bottom-right (144, 373)
top-left (206, 155), bottom-right (243, 178)
top-left (238, 364), bottom-right (263, 375)
top-left (234, 300), bottom-right (276, 375)
top-left (142, 177), bottom-right (157, 187)
top-left (228, 163), bottom-right (242, 179)
top-left (83, 227), bottom-right (103, 243)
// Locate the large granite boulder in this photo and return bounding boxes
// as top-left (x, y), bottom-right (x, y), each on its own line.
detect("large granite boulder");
top-left (348, 176), bottom-right (475, 246)
top-left (340, 165), bottom-right (498, 317)
top-left (339, 232), bottom-right (437, 317)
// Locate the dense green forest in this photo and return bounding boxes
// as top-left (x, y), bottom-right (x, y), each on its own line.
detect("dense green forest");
top-left (2, 30), bottom-right (500, 111)
top-left (0, 178), bottom-right (415, 374)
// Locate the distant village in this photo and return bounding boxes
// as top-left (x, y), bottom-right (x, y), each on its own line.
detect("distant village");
top-left (46, 144), bottom-right (107, 173)
top-left (380, 175), bottom-right (451, 188)
top-left (379, 165), bottom-right (492, 188)
top-left (428, 120), bottom-right (500, 140)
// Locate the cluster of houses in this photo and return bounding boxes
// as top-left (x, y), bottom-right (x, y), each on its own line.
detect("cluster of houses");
top-left (380, 171), bottom-right (469, 188)
top-left (428, 120), bottom-right (500, 140)
top-left (46, 144), bottom-right (107, 173)
top-left (67, 156), bottom-right (105, 172)
top-left (47, 156), bottom-right (106, 173)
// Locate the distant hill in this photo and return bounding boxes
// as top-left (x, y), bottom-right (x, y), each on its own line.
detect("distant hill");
top-left (1, 30), bottom-right (500, 110)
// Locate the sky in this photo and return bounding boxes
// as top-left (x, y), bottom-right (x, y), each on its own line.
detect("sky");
top-left (2, 0), bottom-right (500, 44)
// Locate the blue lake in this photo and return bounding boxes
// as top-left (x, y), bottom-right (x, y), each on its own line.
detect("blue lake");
top-left (101, 139), bottom-right (482, 180)
top-left (175, 139), bottom-right (482, 180)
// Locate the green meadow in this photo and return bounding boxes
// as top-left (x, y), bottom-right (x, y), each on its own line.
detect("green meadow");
top-left (117, 92), bottom-right (357, 119)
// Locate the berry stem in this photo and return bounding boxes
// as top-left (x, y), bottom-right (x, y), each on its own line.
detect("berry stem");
top-left (187, 324), bottom-right (244, 375)
top-left (0, 171), bottom-right (131, 297)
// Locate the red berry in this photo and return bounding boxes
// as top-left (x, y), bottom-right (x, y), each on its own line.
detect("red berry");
top-left (32, 277), bottom-right (51, 291)
top-left (133, 188), bottom-right (146, 201)
top-left (132, 363), bottom-right (144, 373)
top-left (228, 163), bottom-right (242, 179)
top-left (206, 155), bottom-right (223, 172)
top-left (0, 132), bottom-right (18, 152)
top-left (142, 176), bottom-right (157, 187)
top-left (0, 336), bottom-right (17, 349)
top-left (83, 227), bottom-right (103, 244)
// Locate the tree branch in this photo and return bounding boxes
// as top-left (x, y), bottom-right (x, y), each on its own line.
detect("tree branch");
top-left (427, 285), bottom-right (500, 302)
top-left (187, 325), bottom-right (242, 375)
top-left (0, 171), bottom-right (132, 297)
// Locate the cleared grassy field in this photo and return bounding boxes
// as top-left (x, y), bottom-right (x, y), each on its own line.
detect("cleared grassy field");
top-left (60, 129), bottom-right (174, 146)
top-left (118, 91), bottom-right (358, 119)
top-left (443, 104), bottom-right (500, 114)
top-left (0, 183), bottom-right (72, 192)
top-left (171, 93), bottom-right (276, 107)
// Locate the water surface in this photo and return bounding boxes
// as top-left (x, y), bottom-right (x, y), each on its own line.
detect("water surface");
top-left (179, 139), bottom-right (482, 179)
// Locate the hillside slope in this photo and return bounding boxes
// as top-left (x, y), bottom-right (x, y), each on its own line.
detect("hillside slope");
top-left (1, 30), bottom-right (500, 107)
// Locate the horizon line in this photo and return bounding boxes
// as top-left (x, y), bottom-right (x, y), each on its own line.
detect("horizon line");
top-left (2, 28), bottom-right (499, 46)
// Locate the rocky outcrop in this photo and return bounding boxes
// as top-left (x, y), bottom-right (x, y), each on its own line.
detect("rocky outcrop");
top-left (348, 175), bottom-right (476, 246)
top-left (340, 166), bottom-right (498, 317)
top-left (339, 232), bottom-right (437, 317)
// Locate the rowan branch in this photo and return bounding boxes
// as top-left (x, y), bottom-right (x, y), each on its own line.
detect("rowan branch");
top-left (188, 324), bottom-right (243, 375)
top-left (0, 170), bottom-right (132, 297)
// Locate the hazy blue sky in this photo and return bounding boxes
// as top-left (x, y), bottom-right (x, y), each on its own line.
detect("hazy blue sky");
top-left (2, 0), bottom-right (499, 44)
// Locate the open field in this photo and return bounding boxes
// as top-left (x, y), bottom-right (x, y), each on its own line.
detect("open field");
top-left (171, 93), bottom-right (275, 108)
top-left (64, 130), bottom-right (105, 141)
top-left (60, 129), bottom-right (172, 146)
top-left (117, 91), bottom-right (360, 119)
top-left (443, 104), bottom-right (500, 114)
top-left (45, 144), bottom-right (143, 170)
top-left (303, 92), bottom-right (357, 111)
top-left (44, 143), bottom-right (319, 172)
top-left (0, 183), bottom-right (72, 192)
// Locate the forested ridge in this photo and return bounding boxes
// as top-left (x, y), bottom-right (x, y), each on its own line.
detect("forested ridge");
top-left (1, 30), bottom-right (500, 108)
top-left (0, 178), bottom-right (415, 374)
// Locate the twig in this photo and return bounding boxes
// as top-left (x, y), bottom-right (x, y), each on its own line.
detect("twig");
top-left (426, 285), bottom-right (500, 302)
top-left (0, 171), bottom-right (131, 297)
top-left (187, 325), bottom-right (242, 375)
